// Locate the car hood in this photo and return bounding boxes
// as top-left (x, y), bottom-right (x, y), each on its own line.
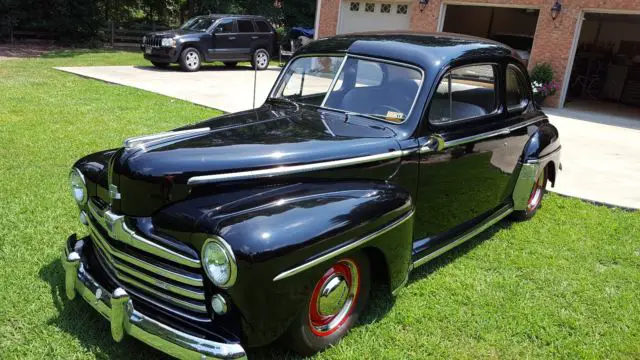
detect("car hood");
top-left (107, 103), bottom-right (402, 216)
top-left (146, 29), bottom-right (202, 38)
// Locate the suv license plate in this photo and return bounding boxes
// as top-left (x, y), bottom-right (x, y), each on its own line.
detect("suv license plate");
top-left (145, 46), bottom-right (152, 54)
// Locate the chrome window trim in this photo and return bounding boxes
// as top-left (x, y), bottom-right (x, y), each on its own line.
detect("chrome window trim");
top-left (428, 62), bottom-right (500, 126)
top-left (273, 210), bottom-right (414, 282)
top-left (271, 53), bottom-right (425, 125)
top-left (187, 149), bottom-right (405, 185)
top-left (412, 204), bottom-right (513, 268)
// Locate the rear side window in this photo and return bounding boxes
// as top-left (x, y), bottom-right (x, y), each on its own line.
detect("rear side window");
top-left (237, 19), bottom-right (255, 33)
top-left (506, 64), bottom-right (530, 111)
top-left (428, 64), bottom-right (496, 125)
top-left (256, 20), bottom-right (272, 33)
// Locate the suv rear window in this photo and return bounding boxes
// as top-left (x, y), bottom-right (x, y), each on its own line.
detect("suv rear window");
top-left (256, 20), bottom-right (272, 33)
top-left (237, 20), bottom-right (255, 33)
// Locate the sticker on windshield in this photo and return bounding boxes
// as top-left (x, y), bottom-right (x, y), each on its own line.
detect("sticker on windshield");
top-left (385, 111), bottom-right (405, 122)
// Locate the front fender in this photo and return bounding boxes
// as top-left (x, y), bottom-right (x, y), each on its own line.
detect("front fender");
top-left (189, 181), bottom-right (413, 346)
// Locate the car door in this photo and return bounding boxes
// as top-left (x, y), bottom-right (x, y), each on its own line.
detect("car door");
top-left (412, 63), bottom-right (522, 256)
top-left (235, 19), bottom-right (257, 59)
top-left (210, 18), bottom-right (238, 60)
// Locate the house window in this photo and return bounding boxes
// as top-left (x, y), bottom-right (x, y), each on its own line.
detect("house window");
top-left (350, 2), bottom-right (360, 11)
top-left (397, 4), bottom-right (408, 14)
top-left (365, 3), bottom-right (375, 12)
top-left (380, 4), bottom-right (391, 13)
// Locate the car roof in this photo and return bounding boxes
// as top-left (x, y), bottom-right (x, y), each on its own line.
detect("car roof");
top-left (297, 32), bottom-right (517, 71)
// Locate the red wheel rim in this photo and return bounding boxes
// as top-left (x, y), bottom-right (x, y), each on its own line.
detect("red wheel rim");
top-left (527, 170), bottom-right (545, 210)
top-left (308, 259), bottom-right (360, 337)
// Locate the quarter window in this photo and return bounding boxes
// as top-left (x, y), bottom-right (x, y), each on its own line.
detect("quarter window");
top-left (350, 2), bottom-right (360, 11)
top-left (428, 64), bottom-right (496, 124)
top-left (506, 64), bottom-right (530, 110)
top-left (214, 19), bottom-right (234, 33)
top-left (365, 3), bottom-right (375, 12)
top-left (256, 20), bottom-right (272, 33)
top-left (380, 4), bottom-right (391, 13)
top-left (237, 19), bottom-right (255, 33)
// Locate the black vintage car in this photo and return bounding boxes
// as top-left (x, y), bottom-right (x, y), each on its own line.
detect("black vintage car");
top-left (63, 33), bottom-right (561, 359)
top-left (141, 14), bottom-right (277, 72)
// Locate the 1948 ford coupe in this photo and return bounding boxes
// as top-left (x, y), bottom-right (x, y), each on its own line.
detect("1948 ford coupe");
top-left (62, 33), bottom-right (561, 359)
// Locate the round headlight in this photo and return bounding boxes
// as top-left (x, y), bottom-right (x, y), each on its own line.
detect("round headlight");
top-left (69, 168), bottom-right (87, 206)
top-left (202, 237), bottom-right (237, 288)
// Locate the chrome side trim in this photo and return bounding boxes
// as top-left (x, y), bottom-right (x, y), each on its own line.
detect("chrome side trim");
top-left (62, 242), bottom-right (247, 360)
top-left (273, 210), bottom-right (415, 282)
top-left (124, 128), bottom-right (210, 152)
top-left (412, 205), bottom-right (513, 268)
top-left (89, 201), bottom-right (200, 268)
top-left (187, 150), bottom-right (404, 185)
top-left (525, 146), bottom-right (561, 164)
top-left (87, 217), bottom-right (203, 287)
top-left (512, 163), bottom-right (540, 211)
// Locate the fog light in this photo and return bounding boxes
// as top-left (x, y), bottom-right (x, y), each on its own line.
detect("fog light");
top-left (211, 294), bottom-right (227, 315)
top-left (79, 211), bottom-right (88, 226)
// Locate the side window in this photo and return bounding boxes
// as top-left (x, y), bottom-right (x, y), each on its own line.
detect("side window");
top-left (214, 19), bottom-right (234, 33)
top-left (256, 20), bottom-right (272, 33)
top-left (506, 64), bottom-right (530, 111)
top-left (237, 19), bottom-right (255, 33)
top-left (428, 64), bottom-right (496, 125)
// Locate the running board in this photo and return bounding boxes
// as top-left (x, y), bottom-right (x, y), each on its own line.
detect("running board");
top-left (412, 205), bottom-right (513, 269)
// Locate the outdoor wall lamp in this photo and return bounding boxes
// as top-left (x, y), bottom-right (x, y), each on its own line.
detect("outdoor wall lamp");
top-left (550, 0), bottom-right (562, 20)
top-left (418, 0), bottom-right (429, 12)
top-left (273, 0), bottom-right (282, 9)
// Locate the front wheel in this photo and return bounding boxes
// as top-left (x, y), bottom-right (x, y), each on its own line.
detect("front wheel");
top-left (251, 49), bottom-right (270, 70)
top-left (511, 168), bottom-right (547, 221)
top-left (283, 253), bottom-right (370, 356)
top-left (179, 47), bottom-right (201, 72)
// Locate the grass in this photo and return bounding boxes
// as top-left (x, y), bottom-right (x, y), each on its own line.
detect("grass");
top-left (0, 50), bottom-right (639, 360)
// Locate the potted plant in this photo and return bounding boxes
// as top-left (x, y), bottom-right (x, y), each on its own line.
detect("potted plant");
top-left (530, 62), bottom-right (559, 105)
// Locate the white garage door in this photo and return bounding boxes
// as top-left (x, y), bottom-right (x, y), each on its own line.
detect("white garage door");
top-left (338, 1), bottom-right (411, 34)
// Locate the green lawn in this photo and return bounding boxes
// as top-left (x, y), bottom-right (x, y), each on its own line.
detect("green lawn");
top-left (1, 50), bottom-right (639, 360)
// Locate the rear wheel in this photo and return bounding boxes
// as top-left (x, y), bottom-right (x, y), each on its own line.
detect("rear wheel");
top-left (283, 253), bottom-right (370, 356)
top-left (511, 168), bottom-right (547, 221)
top-left (251, 48), bottom-right (270, 70)
top-left (223, 61), bottom-right (238, 67)
top-left (179, 47), bottom-right (201, 72)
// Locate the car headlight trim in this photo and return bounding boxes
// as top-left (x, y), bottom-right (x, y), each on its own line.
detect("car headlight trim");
top-left (69, 168), bottom-right (88, 206)
top-left (161, 38), bottom-right (176, 47)
top-left (202, 236), bottom-right (237, 288)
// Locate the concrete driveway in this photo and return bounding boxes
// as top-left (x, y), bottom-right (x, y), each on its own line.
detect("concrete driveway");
top-left (56, 65), bottom-right (281, 113)
top-left (56, 65), bottom-right (640, 209)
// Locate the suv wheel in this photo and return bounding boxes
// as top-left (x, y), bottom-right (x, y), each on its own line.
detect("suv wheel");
top-left (179, 47), bottom-right (201, 72)
top-left (251, 49), bottom-right (270, 70)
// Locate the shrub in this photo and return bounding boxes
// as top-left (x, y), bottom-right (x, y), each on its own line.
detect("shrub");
top-left (530, 62), bottom-right (554, 85)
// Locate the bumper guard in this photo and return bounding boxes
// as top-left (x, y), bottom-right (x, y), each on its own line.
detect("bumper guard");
top-left (62, 235), bottom-right (246, 360)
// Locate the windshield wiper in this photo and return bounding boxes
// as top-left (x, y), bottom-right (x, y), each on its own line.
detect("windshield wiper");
top-left (267, 97), bottom-right (300, 110)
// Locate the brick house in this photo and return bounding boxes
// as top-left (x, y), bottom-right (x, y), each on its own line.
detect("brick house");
top-left (313, 0), bottom-right (640, 108)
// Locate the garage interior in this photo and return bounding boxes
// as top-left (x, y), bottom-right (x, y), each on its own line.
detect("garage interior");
top-left (442, 5), bottom-right (539, 64)
top-left (565, 13), bottom-right (640, 117)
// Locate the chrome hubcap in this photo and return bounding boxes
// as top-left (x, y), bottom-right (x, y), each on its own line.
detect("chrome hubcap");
top-left (256, 51), bottom-right (268, 68)
top-left (185, 51), bottom-right (199, 69)
top-left (309, 259), bottom-right (359, 336)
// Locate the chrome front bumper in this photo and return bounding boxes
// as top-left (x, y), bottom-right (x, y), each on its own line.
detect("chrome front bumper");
top-left (62, 235), bottom-right (247, 360)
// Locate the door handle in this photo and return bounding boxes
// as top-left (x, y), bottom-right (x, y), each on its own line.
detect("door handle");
top-left (420, 135), bottom-right (445, 153)
top-left (251, 36), bottom-right (259, 39)
top-left (228, 36), bottom-right (236, 40)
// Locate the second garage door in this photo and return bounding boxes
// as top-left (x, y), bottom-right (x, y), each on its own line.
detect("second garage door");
top-left (338, 1), bottom-right (411, 34)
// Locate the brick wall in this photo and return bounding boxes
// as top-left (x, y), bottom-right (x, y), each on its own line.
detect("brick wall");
top-left (317, 0), bottom-right (640, 107)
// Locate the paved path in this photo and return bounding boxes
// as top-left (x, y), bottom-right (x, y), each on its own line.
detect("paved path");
top-left (56, 65), bottom-right (281, 113)
top-left (56, 65), bottom-right (640, 209)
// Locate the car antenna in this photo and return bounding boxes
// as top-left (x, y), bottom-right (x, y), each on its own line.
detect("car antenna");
top-left (252, 58), bottom-right (258, 110)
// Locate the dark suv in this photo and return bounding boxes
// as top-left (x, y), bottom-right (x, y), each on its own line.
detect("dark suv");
top-left (141, 14), bottom-right (277, 72)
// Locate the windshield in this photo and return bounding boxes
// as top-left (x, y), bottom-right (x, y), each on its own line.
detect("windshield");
top-left (180, 17), bottom-right (215, 31)
top-left (272, 56), bottom-right (423, 123)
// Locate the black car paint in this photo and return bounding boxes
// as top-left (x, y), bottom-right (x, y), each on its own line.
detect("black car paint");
top-left (142, 15), bottom-right (276, 64)
top-left (74, 33), bottom-right (561, 348)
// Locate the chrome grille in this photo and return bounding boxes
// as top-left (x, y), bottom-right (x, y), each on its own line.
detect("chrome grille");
top-left (142, 36), bottom-right (162, 48)
top-left (87, 199), bottom-right (208, 320)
